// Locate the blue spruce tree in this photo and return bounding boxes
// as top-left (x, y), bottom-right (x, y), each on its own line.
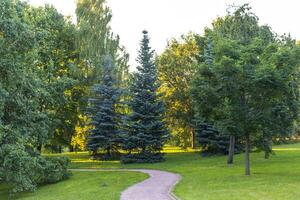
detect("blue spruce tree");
top-left (87, 55), bottom-right (122, 159)
top-left (122, 30), bottom-right (169, 163)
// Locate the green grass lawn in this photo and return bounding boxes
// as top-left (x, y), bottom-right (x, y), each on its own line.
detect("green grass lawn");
top-left (65, 144), bottom-right (300, 200)
top-left (0, 171), bottom-right (147, 200)
top-left (2, 143), bottom-right (300, 200)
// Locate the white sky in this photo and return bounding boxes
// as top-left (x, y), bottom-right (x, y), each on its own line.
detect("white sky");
top-left (27, 0), bottom-right (300, 68)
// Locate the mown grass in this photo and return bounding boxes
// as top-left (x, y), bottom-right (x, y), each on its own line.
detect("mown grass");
top-left (2, 144), bottom-right (300, 200)
top-left (0, 171), bottom-right (147, 200)
top-left (65, 144), bottom-right (300, 200)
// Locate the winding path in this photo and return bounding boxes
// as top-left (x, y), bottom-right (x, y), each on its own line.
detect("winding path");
top-left (70, 168), bottom-right (181, 200)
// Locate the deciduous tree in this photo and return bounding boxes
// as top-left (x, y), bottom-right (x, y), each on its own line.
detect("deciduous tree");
top-left (191, 5), bottom-right (300, 175)
top-left (157, 34), bottom-right (200, 148)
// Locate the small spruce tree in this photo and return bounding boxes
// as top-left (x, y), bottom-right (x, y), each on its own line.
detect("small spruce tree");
top-left (194, 121), bottom-right (229, 155)
top-left (87, 55), bottom-right (122, 159)
top-left (122, 30), bottom-right (169, 163)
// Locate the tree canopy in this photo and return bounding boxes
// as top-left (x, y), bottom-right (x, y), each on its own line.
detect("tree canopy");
top-left (191, 4), bottom-right (300, 175)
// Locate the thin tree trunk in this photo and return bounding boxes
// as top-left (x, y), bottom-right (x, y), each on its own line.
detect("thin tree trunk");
top-left (264, 138), bottom-right (272, 159)
top-left (227, 135), bottom-right (235, 164)
top-left (106, 147), bottom-right (111, 157)
top-left (191, 128), bottom-right (196, 149)
top-left (69, 145), bottom-right (74, 152)
top-left (264, 151), bottom-right (270, 159)
top-left (245, 134), bottom-right (250, 176)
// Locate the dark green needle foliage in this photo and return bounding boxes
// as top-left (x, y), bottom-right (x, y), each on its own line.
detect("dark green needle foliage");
top-left (87, 55), bottom-right (122, 159)
top-left (122, 31), bottom-right (169, 163)
top-left (195, 122), bottom-right (229, 155)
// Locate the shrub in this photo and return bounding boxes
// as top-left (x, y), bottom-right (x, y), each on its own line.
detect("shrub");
top-left (35, 156), bottom-right (71, 184)
top-left (0, 144), bottom-right (71, 195)
top-left (121, 152), bottom-right (165, 164)
top-left (0, 144), bottom-right (37, 194)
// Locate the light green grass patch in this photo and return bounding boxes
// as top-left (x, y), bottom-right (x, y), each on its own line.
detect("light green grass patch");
top-left (2, 143), bottom-right (300, 200)
top-left (66, 143), bottom-right (300, 200)
top-left (1, 171), bottom-right (147, 200)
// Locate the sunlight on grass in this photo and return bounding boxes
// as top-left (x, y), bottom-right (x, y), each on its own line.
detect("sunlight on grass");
top-left (71, 159), bottom-right (100, 163)
top-left (273, 142), bottom-right (300, 151)
top-left (162, 146), bottom-right (200, 153)
top-left (71, 159), bottom-right (120, 164)
top-left (273, 148), bottom-right (300, 151)
top-left (62, 143), bottom-right (300, 200)
top-left (23, 143), bottom-right (300, 200)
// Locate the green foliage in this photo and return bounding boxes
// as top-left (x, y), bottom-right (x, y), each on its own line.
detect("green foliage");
top-left (194, 122), bottom-right (229, 155)
top-left (191, 4), bottom-right (300, 174)
top-left (157, 34), bottom-right (200, 148)
top-left (76, 0), bottom-right (129, 88)
top-left (70, 0), bottom-right (130, 152)
top-left (0, 144), bottom-right (37, 193)
top-left (121, 152), bottom-right (165, 164)
top-left (28, 5), bottom-right (80, 150)
top-left (36, 157), bottom-right (71, 184)
top-left (122, 31), bottom-right (169, 163)
top-left (0, 144), bottom-right (70, 194)
top-left (87, 55), bottom-right (123, 158)
top-left (0, 0), bottom-right (73, 193)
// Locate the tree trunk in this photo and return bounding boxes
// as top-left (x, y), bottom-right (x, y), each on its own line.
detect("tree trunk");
top-left (227, 135), bottom-right (235, 164)
top-left (264, 151), bottom-right (270, 159)
top-left (106, 147), bottom-right (111, 157)
top-left (69, 145), bottom-right (74, 152)
top-left (245, 134), bottom-right (250, 176)
top-left (191, 128), bottom-right (196, 149)
top-left (58, 145), bottom-right (62, 153)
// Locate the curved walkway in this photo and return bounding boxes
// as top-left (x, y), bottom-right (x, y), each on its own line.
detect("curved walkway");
top-left (70, 168), bottom-right (181, 200)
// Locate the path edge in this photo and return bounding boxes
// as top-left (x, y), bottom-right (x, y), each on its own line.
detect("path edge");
top-left (69, 168), bottom-right (182, 200)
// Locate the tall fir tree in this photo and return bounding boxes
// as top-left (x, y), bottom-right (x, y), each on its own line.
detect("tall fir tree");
top-left (122, 30), bottom-right (169, 163)
top-left (87, 55), bottom-right (122, 159)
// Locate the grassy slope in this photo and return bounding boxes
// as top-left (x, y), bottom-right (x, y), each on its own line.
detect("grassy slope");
top-left (66, 144), bottom-right (300, 200)
top-left (0, 171), bottom-right (147, 200)
top-left (1, 143), bottom-right (300, 200)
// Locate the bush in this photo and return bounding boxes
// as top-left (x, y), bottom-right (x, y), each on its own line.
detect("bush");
top-left (36, 156), bottom-right (71, 184)
top-left (121, 152), bottom-right (165, 164)
top-left (0, 144), bottom-right (37, 194)
top-left (90, 152), bottom-right (121, 161)
top-left (0, 144), bottom-right (71, 195)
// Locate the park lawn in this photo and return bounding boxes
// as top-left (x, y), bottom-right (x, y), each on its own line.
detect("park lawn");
top-left (2, 143), bottom-right (300, 200)
top-left (0, 171), bottom-right (147, 200)
top-left (66, 143), bottom-right (300, 200)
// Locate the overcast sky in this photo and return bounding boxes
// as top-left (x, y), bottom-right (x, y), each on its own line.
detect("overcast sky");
top-left (27, 0), bottom-right (300, 68)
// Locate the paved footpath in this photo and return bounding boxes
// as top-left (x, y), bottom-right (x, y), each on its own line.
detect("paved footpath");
top-left (70, 168), bottom-right (181, 200)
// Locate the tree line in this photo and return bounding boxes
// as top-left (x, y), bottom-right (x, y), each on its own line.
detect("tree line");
top-left (1, 0), bottom-right (300, 195)
top-left (0, 0), bottom-right (130, 195)
top-left (159, 5), bottom-right (300, 175)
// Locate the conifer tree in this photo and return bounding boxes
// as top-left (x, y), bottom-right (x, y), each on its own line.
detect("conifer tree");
top-left (87, 55), bottom-right (122, 159)
top-left (122, 30), bottom-right (169, 163)
top-left (194, 122), bottom-right (229, 155)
